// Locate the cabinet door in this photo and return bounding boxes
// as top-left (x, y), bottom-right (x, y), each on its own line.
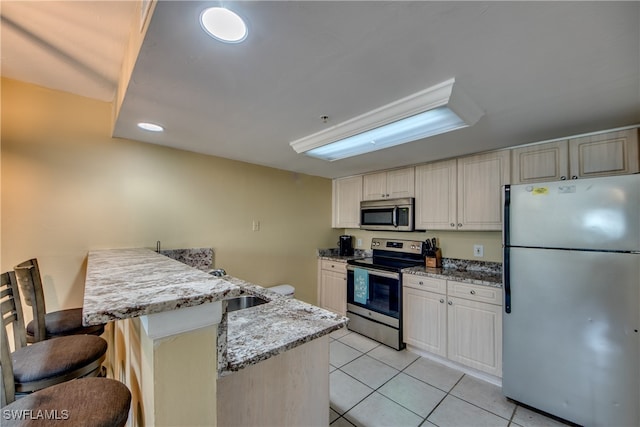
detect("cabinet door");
top-left (447, 296), bottom-right (502, 377)
top-left (386, 167), bottom-right (415, 199)
top-left (457, 150), bottom-right (510, 230)
top-left (320, 270), bottom-right (347, 316)
top-left (362, 172), bottom-right (388, 200)
top-left (415, 160), bottom-right (457, 230)
top-left (569, 129), bottom-right (639, 179)
top-left (403, 287), bottom-right (447, 357)
top-left (332, 176), bottom-right (362, 228)
top-left (511, 141), bottom-right (569, 184)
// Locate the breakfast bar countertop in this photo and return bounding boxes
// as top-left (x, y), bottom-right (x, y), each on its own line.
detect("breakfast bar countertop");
top-left (83, 248), bottom-right (348, 375)
top-left (83, 248), bottom-right (242, 325)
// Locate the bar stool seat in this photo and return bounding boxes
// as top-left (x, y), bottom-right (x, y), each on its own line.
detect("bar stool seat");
top-left (25, 308), bottom-right (104, 340)
top-left (2, 378), bottom-right (131, 427)
top-left (1, 271), bottom-right (107, 396)
top-left (14, 259), bottom-right (105, 343)
top-left (12, 335), bottom-right (107, 386)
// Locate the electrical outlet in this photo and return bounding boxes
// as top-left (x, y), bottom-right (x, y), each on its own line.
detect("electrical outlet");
top-left (473, 244), bottom-right (484, 257)
top-left (252, 220), bottom-right (260, 231)
top-left (356, 238), bottom-right (363, 248)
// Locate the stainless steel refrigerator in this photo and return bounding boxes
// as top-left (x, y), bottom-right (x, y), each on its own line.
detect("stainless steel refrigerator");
top-left (502, 174), bottom-right (639, 427)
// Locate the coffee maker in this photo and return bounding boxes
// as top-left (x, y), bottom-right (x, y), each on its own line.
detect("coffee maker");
top-left (338, 235), bottom-right (354, 256)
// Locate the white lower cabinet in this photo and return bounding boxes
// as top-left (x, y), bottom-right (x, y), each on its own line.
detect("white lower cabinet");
top-left (317, 259), bottom-right (347, 316)
top-left (403, 286), bottom-right (447, 357)
top-left (403, 274), bottom-right (503, 377)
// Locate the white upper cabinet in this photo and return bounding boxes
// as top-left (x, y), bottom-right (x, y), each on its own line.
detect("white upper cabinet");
top-left (334, 127), bottom-right (638, 231)
top-left (512, 129), bottom-right (639, 184)
top-left (457, 150), bottom-right (511, 230)
top-left (415, 151), bottom-right (510, 231)
top-left (415, 159), bottom-right (457, 230)
top-left (362, 167), bottom-right (415, 200)
top-left (332, 175), bottom-right (362, 228)
top-left (569, 129), bottom-right (639, 179)
top-left (511, 141), bottom-right (569, 183)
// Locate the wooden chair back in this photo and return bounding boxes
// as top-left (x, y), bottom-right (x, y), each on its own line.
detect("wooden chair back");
top-left (1, 271), bottom-right (25, 405)
top-left (13, 259), bottom-right (47, 342)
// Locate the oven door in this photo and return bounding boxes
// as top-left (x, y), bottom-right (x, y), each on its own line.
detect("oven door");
top-left (346, 265), bottom-right (401, 326)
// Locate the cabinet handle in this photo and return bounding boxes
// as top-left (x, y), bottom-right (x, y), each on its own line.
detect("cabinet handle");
top-left (470, 290), bottom-right (476, 295)
top-left (457, 223), bottom-right (462, 227)
top-left (386, 194), bottom-right (390, 197)
top-left (571, 176), bottom-right (578, 180)
top-left (450, 223), bottom-right (455, 227)
top-left (448, 300), bottom-right (453, 305)
top-left (418, 281), bottom-right (424, 285)
top-left (439, 298), bottom-right (445, 303)
top-left (560, 176), bottom-right (567, 180)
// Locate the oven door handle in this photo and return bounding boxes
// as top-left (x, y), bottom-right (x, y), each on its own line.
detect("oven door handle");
top-left (347, 265), bottom-right (400, 280)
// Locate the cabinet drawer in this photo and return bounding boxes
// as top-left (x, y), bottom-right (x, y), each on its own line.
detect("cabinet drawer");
top-left (321, 259), bottom-right (347, 273)
top-left (403, 274), bottom-right (446, 294)
top-left (447, 280), bottom-right (502, 305)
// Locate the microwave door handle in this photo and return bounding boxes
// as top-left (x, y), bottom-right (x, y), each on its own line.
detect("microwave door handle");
top-left (392, 206), bottom-right (398, 227)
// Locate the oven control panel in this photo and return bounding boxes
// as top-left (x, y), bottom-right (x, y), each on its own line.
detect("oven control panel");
top-left (371, 238), bottom-right (423, 255)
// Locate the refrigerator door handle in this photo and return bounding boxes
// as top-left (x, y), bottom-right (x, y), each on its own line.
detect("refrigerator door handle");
top-left (503, 185), bottom-right (511, 313)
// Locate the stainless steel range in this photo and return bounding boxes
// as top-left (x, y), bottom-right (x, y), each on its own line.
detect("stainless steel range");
top-left (346, 238), bottom-right (424, 350)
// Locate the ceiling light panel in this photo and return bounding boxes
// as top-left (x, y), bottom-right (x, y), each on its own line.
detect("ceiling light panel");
top-left (290, 78), bottom-right (483, 161)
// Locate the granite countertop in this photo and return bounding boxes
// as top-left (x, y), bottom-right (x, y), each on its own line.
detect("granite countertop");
top-left (402, 266), bottom-right (502, 287)
top-left (83, 248), bottom-right (241, 325)
top-left (317, 248), bottom-right (370, 262)
top-left (83, 248), bottom-right (348, 376)
top-left (317, 249), bottom-right (502, 288)
top-left (220, 277), bottom-right (348, 375)
top-left (403, 258), bottom-right (503, 287)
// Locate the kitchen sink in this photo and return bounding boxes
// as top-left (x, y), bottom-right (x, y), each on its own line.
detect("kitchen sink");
top-left (225, 295), bottom-right (269, 312)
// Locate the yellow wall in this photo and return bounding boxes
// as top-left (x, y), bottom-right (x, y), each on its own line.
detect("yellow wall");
top-left (1, 78), bottom-right (341, 311)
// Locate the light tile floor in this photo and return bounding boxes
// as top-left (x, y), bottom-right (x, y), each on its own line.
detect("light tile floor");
top-left (329, 329), bottom-right (572, 427)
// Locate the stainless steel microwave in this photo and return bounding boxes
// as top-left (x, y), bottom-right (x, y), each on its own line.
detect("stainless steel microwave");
top-left (360, 198), bottom-right (414, 231)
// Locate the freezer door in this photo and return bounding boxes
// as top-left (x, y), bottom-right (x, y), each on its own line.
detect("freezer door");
top-left (506, 174), bottom-right (640, 251)
top-left (503, 248), bottom-right (639, 426)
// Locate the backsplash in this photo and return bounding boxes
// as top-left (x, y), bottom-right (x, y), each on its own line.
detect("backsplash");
top-left (159, 248), bottom-right (214, 271)
top-left (441, 258), bottom-right (502, 275)
top-left (317, 248), bottom-right (372, 258)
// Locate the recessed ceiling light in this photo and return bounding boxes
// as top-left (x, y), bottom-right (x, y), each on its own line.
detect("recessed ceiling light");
top-left (137, 122), bottom-right (164, 132)
top-left (200, 7), bottom-right (248, 43)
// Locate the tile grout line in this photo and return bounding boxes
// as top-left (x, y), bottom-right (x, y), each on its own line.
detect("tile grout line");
top-left (333, 333), bottom-right (513, 426)
top-left (332, 333), bottom-right (567, 427)
top-left (335, 337), bottom-right (445, 424)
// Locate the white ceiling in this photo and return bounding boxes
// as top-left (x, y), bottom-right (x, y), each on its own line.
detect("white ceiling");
top-left (2, 1), bottom-right (639, 179)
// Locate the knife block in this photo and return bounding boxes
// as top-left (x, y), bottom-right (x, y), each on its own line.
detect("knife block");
top-left (425, 249), bottom-right (442, 268)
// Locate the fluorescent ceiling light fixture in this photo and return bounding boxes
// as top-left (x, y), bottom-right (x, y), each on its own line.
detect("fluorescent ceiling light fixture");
top-left (200, 7), bottom-right (248, 43)
top-left (290, 78), bottom-right (483, 161)
top-left (137, 122), bottom-right (164, 132)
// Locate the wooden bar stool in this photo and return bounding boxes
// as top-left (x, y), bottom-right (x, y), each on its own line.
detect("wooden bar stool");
top-left (13, 259), bottom-right (104, 343)
top-left (1, 276), bottom-right (131, 426)
top-left (0, 271), bottom-right (107, 396)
